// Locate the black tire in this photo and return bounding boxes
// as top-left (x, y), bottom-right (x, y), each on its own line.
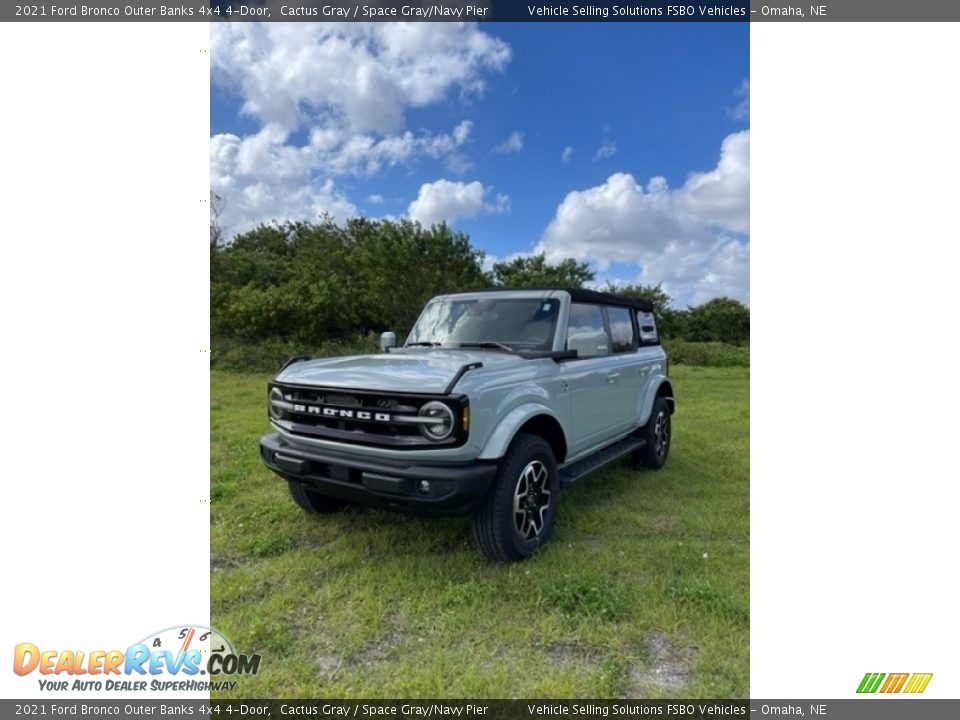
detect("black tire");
top-left (635, 396), bottom-right (672, 469)
top-left (288, 481), bottom-right (349, 514)
top-left (471, 433), bottom-right (560, 562)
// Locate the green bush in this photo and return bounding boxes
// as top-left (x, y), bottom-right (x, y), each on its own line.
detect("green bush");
top-left (213, 336), bottom-right (748, 372)
top-left (681, 297), bottom-right (750, 345)
top-left (662, 338), bottom-right (749, 367)
top-left (211, 334), bottom-right (380, 373)
top-left (210, 218), bottom-right (749, 371)
top-left (211, 218), bottom-right (489, 346)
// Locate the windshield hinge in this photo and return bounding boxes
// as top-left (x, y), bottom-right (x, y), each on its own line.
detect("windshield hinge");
top-left (444, 362), bottom-right (483, 395)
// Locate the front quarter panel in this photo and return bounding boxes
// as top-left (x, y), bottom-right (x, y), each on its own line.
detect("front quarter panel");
top-left (454, 358), bottom-right (570, 461)
top-left (476, 402), bottom-right (566, 460)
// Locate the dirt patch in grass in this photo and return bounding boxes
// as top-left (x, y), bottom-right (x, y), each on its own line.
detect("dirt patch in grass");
top-left (316, 653), bottom-right (342, 677)
top-left (354, 613), bottom-right (407, 666)
top-left (297, 532), bottom-right (338, 550)
top-left (211, 554), bottom-right (243, 571)
top-left (627, 632), bottom-right (695, 695)
top-left (284, 605), bottom-right (345, 678)
top-left (545, 642), bottom-right (603, 669)
top-left (647, 515), bottom-right (681, 535)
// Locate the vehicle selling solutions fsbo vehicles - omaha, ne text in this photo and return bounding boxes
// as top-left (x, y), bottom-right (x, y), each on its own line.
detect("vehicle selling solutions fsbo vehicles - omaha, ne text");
top-left (259, 288), bottom-right (675, 561)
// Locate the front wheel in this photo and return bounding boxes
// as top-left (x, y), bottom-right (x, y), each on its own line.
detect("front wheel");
top-left (635, 396), bottom-right (672, 469)
top-left (471, 433), bottom-right (560, 562)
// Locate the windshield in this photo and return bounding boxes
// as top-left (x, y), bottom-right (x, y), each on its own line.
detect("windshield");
top-left (406, 297), bottom-right (560, 352)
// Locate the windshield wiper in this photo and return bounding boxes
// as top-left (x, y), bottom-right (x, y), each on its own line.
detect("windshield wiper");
top-left (405, 341), bottom-right (442, 347)
top-left (455, 341), bottom-right (515, 353)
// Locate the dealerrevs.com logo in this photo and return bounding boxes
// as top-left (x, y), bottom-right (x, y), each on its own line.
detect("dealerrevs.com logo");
top-left (857, 672), bottom-right (933, 694)
top-left (13, 625), bottom-right (261, 692)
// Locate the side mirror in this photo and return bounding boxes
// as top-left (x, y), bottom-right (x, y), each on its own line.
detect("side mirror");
top-left (380, 331), bottom-right (397, 352)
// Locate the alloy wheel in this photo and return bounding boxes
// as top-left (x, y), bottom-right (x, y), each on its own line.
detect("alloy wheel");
top-left (654, 411), bottom-right (671, 458)
top-left (513, 460), bottom-right (552, 540)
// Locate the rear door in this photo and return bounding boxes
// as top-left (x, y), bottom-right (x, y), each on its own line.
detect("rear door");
top-left (603, 304), bottom-right (643, 432)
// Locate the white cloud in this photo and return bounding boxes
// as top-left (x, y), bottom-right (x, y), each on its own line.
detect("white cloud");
top-left (210, 126), bottom-right (358, 236)
top-left (444, 121), bottom-right (475, 173)
top-left (495, 130), bottom-right (524, 154)
top-left (366, 194), bottom-right (385, 205)
top-left (453, 120), bottom-right (473, 145)
top-left (445, 152), bottom-right (474, 174)
top-left (408, 179), bottom-right (509, 227)
top-left (729, 79), bottom-right (750, 121)
top-left (676, 130), bottom-right (750, 233)
top-left (594, 139), bottom-right (617, 160)
top-left (539, 172), bottom-right (700, 269)
top-left (210, 24), bottom-right (510, 238)
top-left (639, 237), bottom-right (750, 306)
top-left (537, 131), bottom-right (750, 305)
top-left (305, 120), bottom-right (474, 178)
top-left (491, 193), bottom-right (510, 214)
top-left (211, 24), bottom-right (510, 134)
top-left (561, 146), bottom-right (575, 163)
top-left (210, 119), bottom-right (480, 234)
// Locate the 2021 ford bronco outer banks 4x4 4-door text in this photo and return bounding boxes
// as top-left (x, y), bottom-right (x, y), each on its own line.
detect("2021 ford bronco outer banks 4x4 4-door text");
top-left (260, 288), bottom-right (674, 561)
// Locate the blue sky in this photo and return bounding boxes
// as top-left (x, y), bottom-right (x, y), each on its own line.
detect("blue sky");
top-left (211, 23), bottom-right (749, 306)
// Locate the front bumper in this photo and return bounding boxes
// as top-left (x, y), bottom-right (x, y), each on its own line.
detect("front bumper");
top-left (259, 433), bottom-right (497, 516)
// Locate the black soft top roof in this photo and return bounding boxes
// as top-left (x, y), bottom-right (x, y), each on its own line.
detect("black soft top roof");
top-left (458, 287), bottom-right (654, 313)
top-left (561, 287), bottom-right (655, 312)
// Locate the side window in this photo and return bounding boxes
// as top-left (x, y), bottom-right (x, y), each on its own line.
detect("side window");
top-left (606, 306), bottom-right (636, 353)
top-left (637, 310), bottom-right (659, 345)
top-left (566, 304), bottom-right (609, 358)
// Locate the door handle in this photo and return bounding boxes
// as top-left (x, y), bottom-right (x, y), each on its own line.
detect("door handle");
top-left (606, 372), bottom-right (620, 383)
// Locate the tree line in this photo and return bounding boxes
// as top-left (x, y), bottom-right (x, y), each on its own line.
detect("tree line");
top-left (211, 217), bottom-right (749, 350)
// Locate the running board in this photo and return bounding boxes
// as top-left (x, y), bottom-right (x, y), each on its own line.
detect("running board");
top-left (559, 434), bottom-right (646, 487)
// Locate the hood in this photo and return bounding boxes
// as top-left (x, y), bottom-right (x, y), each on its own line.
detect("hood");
top-left (275, 349), bottom-right (524, 394)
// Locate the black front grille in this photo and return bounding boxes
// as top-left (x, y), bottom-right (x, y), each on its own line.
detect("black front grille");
top-left (269, 383), bottom-right (467, 449)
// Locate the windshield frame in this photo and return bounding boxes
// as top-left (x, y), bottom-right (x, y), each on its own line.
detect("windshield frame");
top-left (405, 295), bottom-right (563, 353)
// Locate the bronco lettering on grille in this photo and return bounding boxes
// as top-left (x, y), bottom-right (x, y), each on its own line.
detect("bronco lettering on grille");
top-left (292, 404), bottom-right (391, 422)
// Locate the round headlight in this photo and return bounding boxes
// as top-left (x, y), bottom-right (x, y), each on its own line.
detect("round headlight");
top-left (418, 401), bottom-right (455, 441)
top-left (268, 387), bottom-right (285, 421)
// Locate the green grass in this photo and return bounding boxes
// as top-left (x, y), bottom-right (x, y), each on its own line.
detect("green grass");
top-left (211, 365), bottom-right (749, 698)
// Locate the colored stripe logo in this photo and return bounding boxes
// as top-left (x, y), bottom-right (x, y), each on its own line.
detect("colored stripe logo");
top-left (857, 672), bottom-right (932, 694)
top-left (903, 673), bottom-right (934, 693)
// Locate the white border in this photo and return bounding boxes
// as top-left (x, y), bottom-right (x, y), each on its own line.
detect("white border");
top-left (0, 21), bottom-right (210, 699)
top-left (752, 22), bottom-right (960, 697)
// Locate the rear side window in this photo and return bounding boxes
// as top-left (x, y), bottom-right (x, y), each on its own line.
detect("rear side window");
top-left (606, 306), bottom-right (636, 353)
top-left (637, 310), bottom-right (659, 345)
top-left (566, 304), bottom-right (609, 357)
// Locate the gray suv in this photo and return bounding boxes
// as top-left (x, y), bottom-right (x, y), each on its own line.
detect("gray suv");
top-left (260, 288), bottom-right (674, 561)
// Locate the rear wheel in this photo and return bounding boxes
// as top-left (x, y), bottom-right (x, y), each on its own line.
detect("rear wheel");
top-left (288, 481), bottom-right (349, 514)
top-left (635, 396), bottom-right (672, 469)
top-left (472, 433), bottom-right (560, 562)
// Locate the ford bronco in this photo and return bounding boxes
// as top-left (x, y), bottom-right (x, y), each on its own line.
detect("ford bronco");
top-left (259, 288), bottom-right (674, 561)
